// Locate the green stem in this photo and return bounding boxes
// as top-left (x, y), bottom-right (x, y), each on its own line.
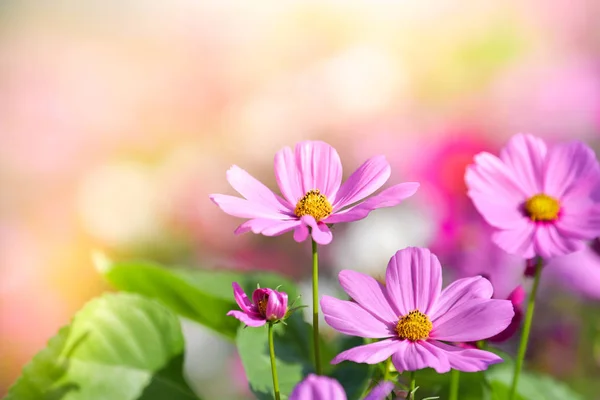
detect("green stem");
top-left (383, 357), bottom-right (392, 382)
top-left (382, 357), bottom-right (394, 400)
top-left (268, 322), bottom-right (281, 400)
top-left (311, 239), bottom-right (322, 375)
top-left (449, 369), bottom-right (460, 400)
top-left (407, 371), bottom-right (416, 400)
top-left (509, 257), bottom-right (543, 400)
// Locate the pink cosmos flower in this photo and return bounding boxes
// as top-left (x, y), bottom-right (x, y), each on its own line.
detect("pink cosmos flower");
top-left (289, 374), bottom-right (393, 400)
top-left (465, 134), bottom-right (600, 259)
top-left (227, 282), bottom-right (288, 327)
top-left (209, 141), bottom-right (419, 245)
top-left (321, 247), bottom-right (514, 373)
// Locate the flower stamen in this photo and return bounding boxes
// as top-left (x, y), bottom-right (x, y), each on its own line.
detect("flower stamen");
top-left (257, 296), bottom-right (268, 316)
top-left (295, 189), bottom-right (333, 222)
top-left (524, 193), bottom-right (560, 222)
top-left (395, 310), bottom-right (432, 341)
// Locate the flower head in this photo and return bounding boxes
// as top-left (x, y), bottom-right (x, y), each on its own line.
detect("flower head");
top-left (465, 134), bottom-right (600, 259)
top-left (227, 282), bottom-right (288, 327)
top-left (289, 374), bottom-right (393, 400)
top-left (321, 247), bottom-right (514, 373)
top-left (209, 141), bottom-right (419, 245)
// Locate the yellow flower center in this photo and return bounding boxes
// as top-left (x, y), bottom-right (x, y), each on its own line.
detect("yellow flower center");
top-left (395, 310), bottom-right (433, 341)
top-left (294, 189), bottom-right (333, 222)
top-left (524, 193), bottom-right (560, 222)
top-left (257, 296), bottom-right (268, 316)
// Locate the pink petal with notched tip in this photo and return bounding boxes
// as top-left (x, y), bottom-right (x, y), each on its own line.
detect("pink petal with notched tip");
top-left (428, 341), bottom-right (503, 372)
top-left (300, 215), bottom-right (333, 245)
top-left (331, 338), bottom-right (405, 365)
top-left (534, 224), bottom-right (583, 259)
top-left (491, 220), bottom-right (536, 258)
top-left (324, 183), bottom-right (419, 224)
top-left (332, 155), bottom-right (390, 210)
top-left (294, 141), bottom-right (343, 200)
top-left (338, 270), bottom-right (397, 323)
top-left (429, 276), bottom-right (493, 318)
top-left (234, 218), bottom-right (301, 236)
top-left (499, 133), bottom-right (546, 195)
top-left (431, 298), bottom-right (514, 342)
top-left (391, 340), bottom-right (450, 374)
top-left (274, 146), bottom-right (304, 206)
top-left (543, 140), bottom-right (600, 200)
top-left (321, 295), bottom-right (393, 338)
top-left (226, 165), bottom-right (293, 213)
top-left (209, 194), bottom-right (287, 220)
top-left (465, 154), bottom-right (527, 230)
top-left (384, 247), bottom-right (442, 317)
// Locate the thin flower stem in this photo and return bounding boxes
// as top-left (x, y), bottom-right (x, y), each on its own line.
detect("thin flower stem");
top-left (311, 238), bottom-right (322, 375)
top-left (382, 357), bottom-right (393, 400)
top-left (509, 257), bottom-right (543, 400)
top-left (449, 369), bottom-right (460, 400)
top-left (383, 357), bottom-right (393, 381)
top-left (268, 322), bottom-right (281, 400)
top-left (407, 371), bottom-right (416, 400)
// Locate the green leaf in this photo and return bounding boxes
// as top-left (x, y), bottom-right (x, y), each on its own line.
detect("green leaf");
top-left (6, 293), bottom-right (200, 400)
top-left (99, 256), bottom-right (301, 340)
top-left (485, 364), bottom-right (584, 400)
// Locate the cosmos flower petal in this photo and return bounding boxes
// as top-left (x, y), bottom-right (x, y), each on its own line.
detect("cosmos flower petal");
top-left (232, 282), bottom-right (254, 314)
top-left (498, 133), bottom-right (546, 194)
top-left (385, 247), bottom-right (442, 316)
top-left (289, 375), bottom-right (347, 400)
top-left (332, 155), bottom-right (391, 209)
top-left (324, 183), bottom-right (420, 224)
top-left (209, 194), bottom-right (287, 219)
top-left (543, 140), bottom-right (600, 199)
top-left (556, 205), bottom-right (600, 240)
top-left (331, 338), bottom-right (404, 365)
top-left (235, 218), bottom-right (302, 236)
top-left (364, 381), bottom-right (395, 400)
top-left (338, 270), bottom-right (398, 323)
top-left (226, 165), bottom-right (293, 212)
top-left (293, 223), bottom-right (309, 242)
top-left (467, 192), bottom-right (526, 230)
top-left (226, 310), bottom-right (266, 327)
top-left (266, 290), bottom-right (288, 320)
top-left (428, 341), bottom-right (503, 372)
top-left (429, 276), bottom-right (493, 320)
top-left (301, 215), bottom-right (333, 245)
top-left (545, 245), bottom-right (600, 299)
top-left (431, 298), bottom-right (514, 342)
top-left (294, 141), bottom-right (343, 199)
top-left (321, 295), bottom-right (393, 338)
top-left (391, 340), bottom-right (451, 374)
top-left (274, 145), bottom-right (304, 206)
top-left (534, 224), bottom-right (583, 259)
top-left (465, 152), bottom-right (528, 203)
top-left (491, 220), bottom-right (536, 258)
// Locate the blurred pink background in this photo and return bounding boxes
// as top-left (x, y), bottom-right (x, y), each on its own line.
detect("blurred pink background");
top-left (2, 1), bottom-right (600, 398)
